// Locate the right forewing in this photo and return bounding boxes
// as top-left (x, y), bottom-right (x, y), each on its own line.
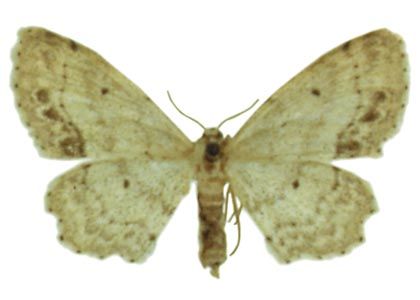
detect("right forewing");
top-left (12, 27), bottom-right (192, 159)
top-left (46, 158), bottom-right (193, 262)
top-left (227, 160), bottom-right (377, 263)
top-left (228, 29), bottom-right (408, 161)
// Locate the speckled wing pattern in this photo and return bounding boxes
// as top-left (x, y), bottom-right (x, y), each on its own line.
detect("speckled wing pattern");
top-left (12, 27), bottom-right (194, 262)
top-left (12, 27), bottom-right (192, 159)
top-left (228, 161), bottom-right (376, 262)
top-left (46, 159), bottom-right (192, 262)
top-left (228, 29), bottom-right (408, 162)
top-left (226, 29), bottom-right (408, 263)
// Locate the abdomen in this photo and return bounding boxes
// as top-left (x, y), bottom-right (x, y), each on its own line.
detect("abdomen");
top-left (197, 179), bottom-right (227, 277)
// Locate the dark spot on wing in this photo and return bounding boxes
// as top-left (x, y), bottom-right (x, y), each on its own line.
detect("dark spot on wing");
top-left (311, 88), bottom-right (321, 96)
top-left (265, 236), bottom-right (273, 242)
top-left (69, 39), bottom-right (78, 51)
top-left (123, 179), bottom-right (130, 188)
top-left (372, 91), bottom-right (386, 102)
top-left (36, 89), bottom-right (49, 103)
top-left (292, 180), bottom-right (300, 189)
top-left (149, 234), bottom-right (157, 242)
top-left (101, 87), bottom-right (109, 95)
top-left (82, 163), bottom-right (91, 170)
top-left (43, 107), bottom-right (62, 121)
top-left (361, 109), bottom-right (379, 122)
top-left (342, 41), bottom-right (351, 51)
top-left (44, 30), bottom-right (56, 39)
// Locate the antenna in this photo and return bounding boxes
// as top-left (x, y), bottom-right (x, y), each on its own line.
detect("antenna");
top-left (167, 91), bottom-right (206, 130)
top-left (216, 99), bottom-right (259, 130)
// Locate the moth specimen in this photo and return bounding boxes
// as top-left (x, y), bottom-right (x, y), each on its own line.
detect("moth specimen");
top-left (12, 28), bottom-right (409, 277)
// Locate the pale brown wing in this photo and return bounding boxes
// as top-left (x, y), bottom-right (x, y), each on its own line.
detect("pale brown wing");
top-left (12, 27), bottom-right (192, 159)
top-left (46, 158), bottom-right (193, 262)
top-left (227, 160), bottom-right (376, 263)
top-left (228, 29), bottom-right (408, 162)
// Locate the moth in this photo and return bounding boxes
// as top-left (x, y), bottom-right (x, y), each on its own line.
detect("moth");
top-left (12, 27), bottom-right (409, 278)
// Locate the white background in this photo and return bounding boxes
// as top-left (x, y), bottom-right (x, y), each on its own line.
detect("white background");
top-left (0, 0), bottom-right (419, 299)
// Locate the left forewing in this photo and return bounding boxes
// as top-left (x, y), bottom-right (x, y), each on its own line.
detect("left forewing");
top-left (227, 160), bottom-right (377, 263)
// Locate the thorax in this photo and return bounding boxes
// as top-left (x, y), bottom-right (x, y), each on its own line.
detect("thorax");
top-left (193, 128), bottom-right (230, 185)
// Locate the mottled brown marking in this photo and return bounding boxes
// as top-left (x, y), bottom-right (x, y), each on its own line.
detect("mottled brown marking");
top-left (59, 137), bottom-right (85, 157)
top-left (43, 107), bottom-right (61, 121)
top-left (198, 202), bottom-right (227, 277)
top-left (361, 109), bottom-right (379, 122)
top-left (373, 90), bottom-right (386, 102)
top-left (353, 64), bottom-right (359, 68)
top-left (35, 89), bottom-right (49, 103)
top-left (82, 163), bottom-right (91, 170)
top-left (336, 140), bottom-right (360, 155)
top-left (101, 87), bottom-right (109, 95)
top-left (44, 30), bottom-right (55, 39)
top-left (149, 234), bottom-right (156, 241)
top-left (292, 180), bottom-right (300, 189)
top-left (266, 236), bottom-right (273, 242)
top-left (342, 41), bottom-right (351, 51)
top-left (69, 39), bottom-right (78, 51)
top-left (123, 179), bottom-right (130, 188)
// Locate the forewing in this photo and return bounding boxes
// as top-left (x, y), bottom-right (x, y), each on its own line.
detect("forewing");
top-left (228, 29), bottom-right (408, 161)
top-left (12, 27), bottom-right (192, 159)
top-left (46, 159), bottom-right (192, 262)
top-left (227, 160), bottom-right (376, 262)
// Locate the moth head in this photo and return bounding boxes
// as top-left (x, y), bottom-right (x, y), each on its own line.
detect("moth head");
top-left (202, 128), bottom-right (224, 161)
